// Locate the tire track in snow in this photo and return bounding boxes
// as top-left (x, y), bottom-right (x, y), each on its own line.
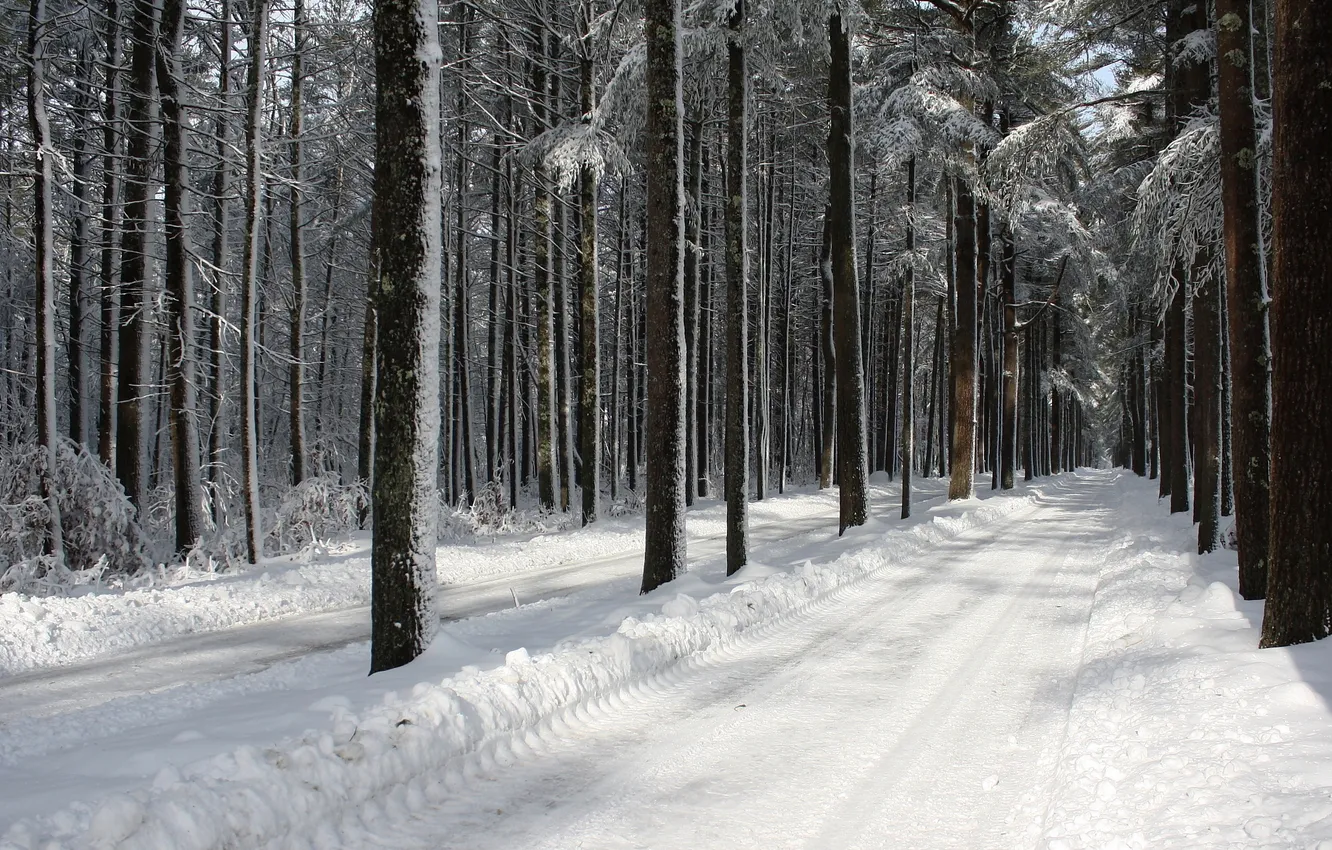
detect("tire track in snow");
top-left (325, 479), bottom-right (1121, 850)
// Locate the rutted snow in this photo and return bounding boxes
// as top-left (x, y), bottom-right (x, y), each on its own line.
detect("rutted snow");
top-left (6, 472), bottom-right (1332, 850)
top-left (0, 485), bottom-right (1030, 849)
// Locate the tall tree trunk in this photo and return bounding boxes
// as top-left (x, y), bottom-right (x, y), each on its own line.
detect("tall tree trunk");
top-left (1260, 0), bottom-right (1332, 648)
top-left (828, 9), bottom-right (867, 532)
top-left (207, 0), bottom-right (231, 493)
top-left (699, 145), bottom-right (714, 498)
top-left (156, 0), bottom-right (203, 552)
top-left (369, 0), bottom-right (443, 672)
top-left (1001, 229), bottom-right (1018, 489)
top-left (1216, 0), bottom-right (1271, 598)
top-left (1166, 269), bottom-right (1191, 512)
top-left (115, 0), bottom-right (157, 511)
top-left (578, 18), bottom-right (600, 525)
top-left (238, 0), bottom-right (267, 563)
top-left (640, 0), bottom-right (686, 594)
top-left (68, 46), bottom-right (94, 449)
top-left (1195, 262), bottom-right (1223, 553)
top-left (683, 117), bottom-right (701, 508)
top-left (97, 0), bottom-right (122, 469)
top-left (531, 17), bottom-right (557, 510)
top-left (818, 212), bottom-right (836, 490)
top-left (287, 0), bottom-right (307, 485)
top-left (900, 158), bottom-right (916, 518)
top-left (29, 0), bottom-right (65, 564)
top-left (948, 174), bottom-right (977, 499)
top-left (723, 0), bottom-right (748, 575)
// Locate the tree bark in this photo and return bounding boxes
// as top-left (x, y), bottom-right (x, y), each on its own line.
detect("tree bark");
top-left (1260, 0), bottom-right (1332, 648)
top-left (115, 0), bottom-right (157, 512)
top-left (238, 0), bottom-right (267, 563)
top-left (724, 0), bottom-right (749, 576)
top-left (900, 157), bottom-right (916, 518)
top-left (1216, 0), bottom-right (1271, 598)
top-left (948, 174), bottom-right (977, 499)
top-left (287, 0), bottom-right (307, 485)
top-left (97, 0), bottom-right (122, 469)
top-left (818, 211), bottom-right (836, 490)
top-left (640, 0), bottom-right (687, 594)
top-left (369, 0), bottom-right (443, 672)
top-left (157, 0), bottom-right (203, 552)
top-left (29, 0), bottom-right (65, 563)
top-left (578, 17), bottom-right (600, 526)
top-left (827, 9), bottom-right (867, 532)
top-left (1001, 228), bottom-right (1018, 489)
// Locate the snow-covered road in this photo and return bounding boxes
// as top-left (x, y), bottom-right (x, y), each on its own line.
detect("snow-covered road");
top-left (330, 477), bottom-right (1116, 850)
top-left (12, 472), bottom-right (1332, 850)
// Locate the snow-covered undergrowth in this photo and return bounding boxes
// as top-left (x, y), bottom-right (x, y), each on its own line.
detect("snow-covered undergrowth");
top-left (0, 491), bottom-right (1030, 850)
top-left (1035, 475), bottom-right (1332, 849)
top-left (0, 485), bottom-right (834, 677)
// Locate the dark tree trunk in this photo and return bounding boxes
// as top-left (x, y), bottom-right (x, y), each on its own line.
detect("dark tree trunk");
top-left (115, 0), bottom-right (157, 512)
top-left (287, 0), bottom-right (307, 485)
top-left (1260, 0), bottom-right (1332, 648)
top-left (68, 47), bottom-right (94, 448)
top-left (724, 0), bottom-right (749, 575)
top-left (1001, 229), bottom-right (1018, 489)
top-left (156, 0), bottom-right (203, 552)
top-left (531, 17), bottom-right (557, 510)
top-left (827, 10), bottom-right (867, 532)
top-left (683, 118), bottom-right (701, 508)
top-left (238, 0), bottom-right (266, 563)
top-left (207, 0), bottom-right (232, 492)
top-left (640, 0), bottom-right (687, 594)
top-left (578, 21), bottom-right (600, 525)
top-left (29, 0), bottom-right (65, 562)
top-left (949, 175), bottom-right (977, 499)
top-left (369, 0), bottom-right (443, 673)
top-left (900, 158), bottom-right (916, 517)
top-left (97, 0), bottom-right (122, 469)
top-left (818, 212), bottom-right (836, 490)
top-left (1166, 271), bottom-right (1191, 513)
top-left (1194, 265), bottom-right (1222, 553)
top-left (1216, 0), bottom-right (1271, 598)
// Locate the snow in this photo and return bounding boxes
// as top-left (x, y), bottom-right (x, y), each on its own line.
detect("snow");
top-left (3, 472), bottom-right (1332, 849)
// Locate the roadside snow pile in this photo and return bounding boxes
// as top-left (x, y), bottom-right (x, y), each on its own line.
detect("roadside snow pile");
top-left (0, 484), bottom-right (851, 677)
top-left (1036, 477), bottom-right (1332, 850)
top-left (1, 492), bottom-right (1028, 850)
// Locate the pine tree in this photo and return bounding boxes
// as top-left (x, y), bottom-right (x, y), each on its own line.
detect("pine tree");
top-left (724, 0), bottom-right (749, 576)
top-left (1215, 0), bottom-right (1271, 598)
top-left (828, 6), bottom-right (868, 531)
top-left (640, 0), bottom-right (687, 594)
top-left (368, 0), bottom-right (443, 672)
top-left (1259, 0), bottom-right (1332, 649)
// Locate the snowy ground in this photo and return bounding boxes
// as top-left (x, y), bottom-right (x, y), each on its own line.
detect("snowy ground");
top-left (3, 471), bottom-right (1332, 849)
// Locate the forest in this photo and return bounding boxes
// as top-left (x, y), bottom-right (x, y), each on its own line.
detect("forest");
top-left (2, 0), bottom-right (1329, 674)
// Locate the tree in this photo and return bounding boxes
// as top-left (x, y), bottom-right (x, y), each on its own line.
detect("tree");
top-left (114, 0), bottom-right (157, 512)
top-left (725, 0), bottom-right (749, 576)
top-left (1215, 0), bottom-right (1271, 598)
top-left (640, 0), bottom-right (686, 595)
top-left (368, 0), bottom-right (443, 672)
top-left (900, 157), bottom-right (916, 518)
top-left (828, 6), bottom-right (868, 533)
top-left (1259, 0), bottom-right (1332, 648)
top-left (288, 0), bottom-right (308, 485)
top-left (156, 0), bottom-right (204, 552)
top-left (238, 0), bottom-right (268, 564)
top-left (29, 0), bottom-right (65, 564)
top-left (578, 0), bottom-right (601, 526)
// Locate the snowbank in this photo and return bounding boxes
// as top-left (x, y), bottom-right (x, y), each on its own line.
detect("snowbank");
top-left (0, 486), bottom-right (851, 677)
top-left (1, 491), bottom-right (1029, 850)
top-left (1035, 475), bottom-right (1332, 849)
